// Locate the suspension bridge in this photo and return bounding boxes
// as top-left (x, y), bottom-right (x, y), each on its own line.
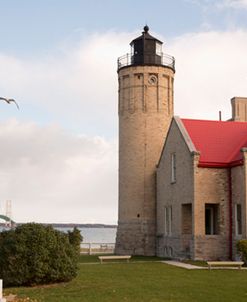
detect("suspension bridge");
top-left (0, 200), bottom-right (15, 227)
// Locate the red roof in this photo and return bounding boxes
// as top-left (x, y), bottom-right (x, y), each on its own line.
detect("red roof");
top-left (181, 119), bottom-right (247, 167)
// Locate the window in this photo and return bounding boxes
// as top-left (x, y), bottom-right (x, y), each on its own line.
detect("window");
top-left (235, 204), bottom-right (242, 235)
top-left (164, 246), bottom-right (167, 256)
top-left (131, 44), bottom-right (134, 56)
top-left (182, 204), bottom-right (192, 234)
top-left (164, 246), bottom-right (173, 257)
top-left (156, 42), bottom-right (162, 55)
top-left (205, 204), bottom-right (219, 235)
top-left (164, 206), bottom-right (172, 235)
top-left (171, 153), bottom-right (176, 183)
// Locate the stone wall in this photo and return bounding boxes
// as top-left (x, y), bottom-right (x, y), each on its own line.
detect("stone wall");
top-left (156, 118), bottom-right (195, 258)
top-left (182, 204), bottom-right (192, 234)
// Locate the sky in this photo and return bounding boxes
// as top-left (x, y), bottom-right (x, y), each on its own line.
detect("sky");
top-left (1, 0), bottom-right (247, 224)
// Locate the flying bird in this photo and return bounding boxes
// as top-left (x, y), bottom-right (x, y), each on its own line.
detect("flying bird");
top-left (0, 97), bottom-right (19, 110)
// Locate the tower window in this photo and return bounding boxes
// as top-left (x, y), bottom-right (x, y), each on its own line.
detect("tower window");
top-left (235, 204), bottom-right (242, 235)
top-left (171, 153), bottom-right (176, 183)
top-left (131, 44), bottom-right (134, 56)
top-left (156, 42), bottom-right (162, 55)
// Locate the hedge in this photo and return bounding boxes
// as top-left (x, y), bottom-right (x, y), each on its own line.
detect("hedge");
top-left (0, 223), bottom-right (82, 286)
top-left (236, 239), bottom-right (247, 264)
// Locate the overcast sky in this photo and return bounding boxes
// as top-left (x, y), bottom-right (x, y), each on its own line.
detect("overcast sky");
top-left (1, 0), bottom-right (247, 224)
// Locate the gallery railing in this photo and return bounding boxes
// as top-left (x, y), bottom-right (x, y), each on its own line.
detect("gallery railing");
top-left (117, 53), bottom-right (175, 71)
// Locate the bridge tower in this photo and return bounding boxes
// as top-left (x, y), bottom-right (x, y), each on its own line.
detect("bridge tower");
top-left (115, 26), bottom-right (175, 255)
top-left (5, 200), bottom-right (12, 227)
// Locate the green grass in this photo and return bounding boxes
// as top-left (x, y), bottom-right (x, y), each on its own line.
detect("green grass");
top-left (4, 256), bottom-right (247, 302)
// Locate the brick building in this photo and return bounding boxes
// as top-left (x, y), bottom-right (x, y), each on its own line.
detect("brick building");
top-left (157, 100), bottom-right (247, 260)
top-left (115, 26), bottom-right (247, 260)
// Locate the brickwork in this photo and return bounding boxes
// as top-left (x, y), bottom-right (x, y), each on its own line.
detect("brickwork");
top-left (193, 165), bottom-right (229, 260)
top-left (116, 65), bottom-right (174, 255)
top-left (231, 150), bottom-right (247, 259)
top-left (231, 97), bottom-right (247, 122)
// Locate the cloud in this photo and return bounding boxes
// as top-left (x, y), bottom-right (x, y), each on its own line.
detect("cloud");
top-left (166, 29), bottom-right (247, 120)
top-left (0, 30), bottom-right (132, 224)
top-left (1, 28), bottom-right (247, 224)
top-left (185, 0), bottom-right (247, 10)
top-left (2, 27), bottom-right (247, 126)
top-left (0, 119), bottom-right (117, 224)
top-left (218, 0), bottom-right (247, 9)
top-left (0, 31), bottom-right (134, 136)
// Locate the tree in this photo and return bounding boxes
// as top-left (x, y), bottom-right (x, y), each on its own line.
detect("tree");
top-left (68, 227), bottom-right (83, 257)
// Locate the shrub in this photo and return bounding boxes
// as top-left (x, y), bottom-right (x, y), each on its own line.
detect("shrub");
top-left (0, 223), bottom-right (82, 286)
top-left (236, 240), bottom-right (247, 264)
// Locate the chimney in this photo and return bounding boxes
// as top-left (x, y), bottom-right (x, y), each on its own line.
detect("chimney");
top-left (231, 97), bottom-right (247, 122)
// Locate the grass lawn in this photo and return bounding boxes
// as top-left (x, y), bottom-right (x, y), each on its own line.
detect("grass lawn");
top-left (4, 256), bottom-right (247, 302)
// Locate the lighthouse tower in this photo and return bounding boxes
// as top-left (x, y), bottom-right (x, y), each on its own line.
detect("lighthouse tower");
top-left (116, 26), bottom-right (175, 255)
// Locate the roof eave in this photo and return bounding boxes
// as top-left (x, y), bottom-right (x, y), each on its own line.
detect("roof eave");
top-left (198, 159), bottom-right (244, 168)
top-left (174, 116), bottom-right (197, 153)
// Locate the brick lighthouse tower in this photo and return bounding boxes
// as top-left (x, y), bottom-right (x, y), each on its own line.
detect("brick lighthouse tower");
top-left (115, 26), bottom-right (175, 255)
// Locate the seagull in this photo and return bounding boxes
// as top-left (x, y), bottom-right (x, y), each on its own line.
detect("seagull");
top-left (0, 97), bottom-right (19, 110)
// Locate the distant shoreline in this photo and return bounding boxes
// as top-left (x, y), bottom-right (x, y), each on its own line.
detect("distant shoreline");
top-left (0, 223), bottom-right (117, 228)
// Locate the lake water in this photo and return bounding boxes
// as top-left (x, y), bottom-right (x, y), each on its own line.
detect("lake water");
top-left (58, 227), bottom-right (117, 243)
top-left (0, 226), bottom-right (117, 244)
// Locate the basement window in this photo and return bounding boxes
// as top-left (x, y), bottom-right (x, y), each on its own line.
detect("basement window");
top-left (205, 204), bottom-right (219, 235)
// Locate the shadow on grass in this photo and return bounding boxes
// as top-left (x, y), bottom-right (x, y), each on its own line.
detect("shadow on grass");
top-left (182, 260), bottom-right (208, 267)
top-left (79, 254), bottom-right (170, 263)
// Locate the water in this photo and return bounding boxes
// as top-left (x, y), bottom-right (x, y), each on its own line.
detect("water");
top-left (0, 225), bottom-right (117, 244)
top-left (57, 227), bottom-right (117, 244)
top-left (79, 227), bottom-right (116, 243)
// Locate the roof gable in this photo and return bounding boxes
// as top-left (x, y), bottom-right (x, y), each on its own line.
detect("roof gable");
top-left (181, 119), bottom-right (247, 167)
top-left (157, 117), bottom-right (197, 168)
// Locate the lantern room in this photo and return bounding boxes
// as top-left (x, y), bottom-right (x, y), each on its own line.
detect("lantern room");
top-left (130, 25), bottom-right (163, 65)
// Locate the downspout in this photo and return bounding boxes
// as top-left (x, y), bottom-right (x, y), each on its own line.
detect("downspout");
top-left (228, 168), bottom-right (233, 260)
